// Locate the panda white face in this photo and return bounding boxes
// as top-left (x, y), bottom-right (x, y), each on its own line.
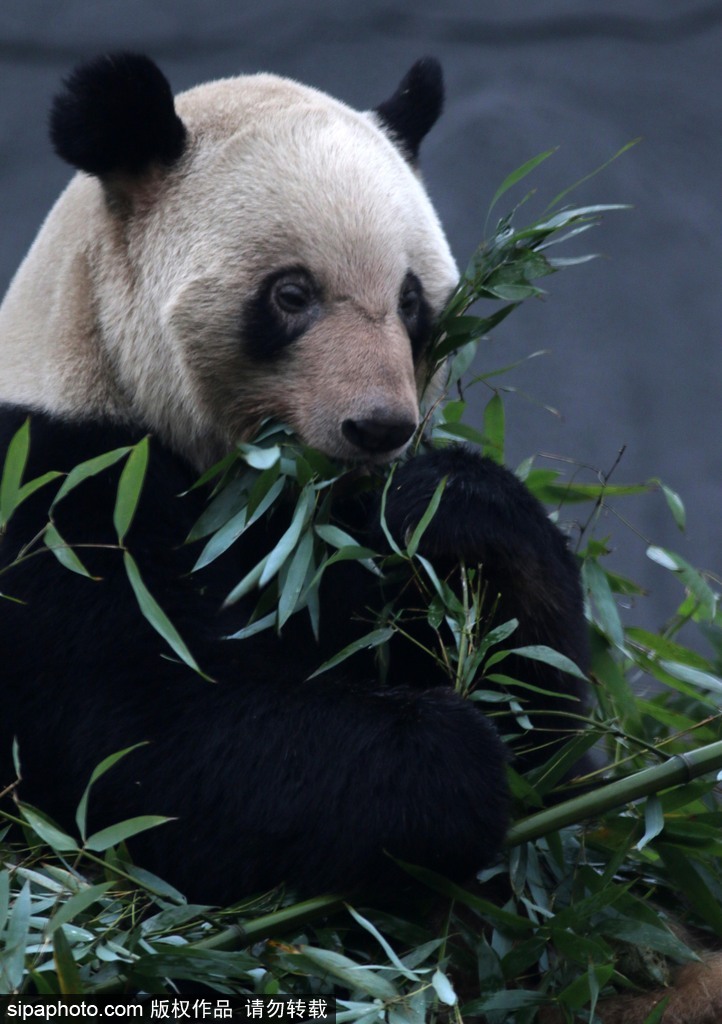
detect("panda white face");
top-left (0, 56), bottom-right (458, 469)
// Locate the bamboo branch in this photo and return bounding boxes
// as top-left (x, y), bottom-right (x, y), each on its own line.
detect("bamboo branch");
top-left (506, 739), bottom-right (722, 847)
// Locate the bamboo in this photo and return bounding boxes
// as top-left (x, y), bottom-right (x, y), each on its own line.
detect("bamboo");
top-left (506, 739), bottom-right (722, 847)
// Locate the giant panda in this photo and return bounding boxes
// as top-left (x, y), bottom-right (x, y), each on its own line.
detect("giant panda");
top-left (0, 54), bottom-right (589, 906)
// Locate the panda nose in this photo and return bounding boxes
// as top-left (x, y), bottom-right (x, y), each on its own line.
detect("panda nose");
top-left (342, 414), bottom-right (416, 454)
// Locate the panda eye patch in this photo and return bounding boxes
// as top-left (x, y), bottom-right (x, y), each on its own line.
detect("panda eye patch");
top-left (244, 267), bottom-right (322, 361)
top-left (399, 272), bottom-right (433, 360)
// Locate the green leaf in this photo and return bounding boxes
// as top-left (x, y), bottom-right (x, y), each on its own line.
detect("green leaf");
top-left (406, 477), bottom-right (446, 558)
top-left (298, 945), bottom-right (398, 1000)
top-left (259, 487), bottom-right (314, 587)
top-left (557, 963), bottom-right (615, 1012)
top-left (113, 437), bottom-right (149, 544)
top-left (646, 546), bottom-right (717, 620)
top-left (315, 523), bottom-right (363, 550)
top-left (482, 393), bottom-right (505, 463)
top-left (123, 551), bottom-right (209, 678)
top-left (18, 803), bottom-right (79, 853)
top-left (543, 138), bottom-right (640, 212)
top-left (0, 418), bottom-right (30, 528)
top-left (0, 872), bottom-right (8, 933)
top-left (75, 743), bottom-right (148, 840)
top-left (346, 906), bottom-right (420, 982)
top-left (223, 554), bottom-right (270, 608)
top-left (487, 149), bottom-right (558, 217)
top-left (637, 795), bottom-right (665, 851)
top-left (16, 471), bottom-right (63, 509)
top-left (51, 446), bottom-right (131, 508)
top-left (308, 627), bottom-right (394, 678)
top-left (85, 814), bottom-right (172, 852)
top-left (378, 469), bottom-right (402, 556)
top-left (47, 882), bottom-right (115, 935)
top-left (44, 522), bottom-right (98, 579)
top-left (431, 969), bottom-right (457, 1006)
top-left (278, 526), bottom-right (315, 628)
top-left (226, 611), bottom-right (278, 641)
top-left (492, 644), bottom-right (588, 681)
top-left (657, 844), bottom-right (722, 933)
top-left (657, 660), bottom-right (722, 695)
top-left (238, 443), bottom-right (281, 470)
top-left (4, 882), bottom-right (31, 990)
top-left (462, 990), bottom-right (545, 1015)
top-left (193, 505), bottom-right (247, 571)
top-left (660, 482), bottom-right (686, 531)
top-left (53, 925), bottom-right (84, 994)
top-left (583, 558), bottom-right (624, 648)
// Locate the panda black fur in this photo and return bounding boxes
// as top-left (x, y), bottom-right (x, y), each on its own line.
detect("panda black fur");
top-left (0, 55), bottom-right (588, 905)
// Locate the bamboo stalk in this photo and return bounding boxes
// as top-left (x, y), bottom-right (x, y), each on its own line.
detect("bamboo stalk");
top-left (506, 739), bottom-right (722, 847)
top-left (192, 894), bottom-right (345, 951)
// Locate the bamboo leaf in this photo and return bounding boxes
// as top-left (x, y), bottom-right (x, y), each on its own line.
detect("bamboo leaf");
top-left (44, 523), bottom-right (98, 579)
top-left (406, 477), bottom-right (446, 558)
top-left (4, 882), bottom-right (31, 990)
top-left (432, 969), bottom-right (457, 1006)
top-left (18, 803), bottom-right (79, 853)
top-left (583, 559), bottom-right (624, 648)
top-left (483, 393), bottom-right (505, 464)
top-left (226, 611), bottom-right (278, 641)
top-left (47, 883), bottom-right (115, 935)
top-left (0, 418), bottom-right (30, 528)
top-left (51, 446), bottom-right (131, 508)
top-left (75, 743), bottom-right (148, 840)
top-left (505, 644), bottom-right (588, 681)
top-left (53, 926), bottom-right (84, 994)
top-left (298, 945), bottom-right (398, 1000)
top-left (113, 437), bottom-right (149, 544)
top-left (660, 482), bottom-right (686, 531)
top-left (637, 795), bottom-right (665, 851)
top-left (346, 906), bottom-right (421, 982)
top-left (123, 552), bottom-right (209, 678)
top-left (278, 526), bottom-right (315, 627)
top-left (308, 627), bottom-right (394, 678)
top-left (259, 487), bottom-right (314, 587)
top-left (85, 815), bottom-right (172, 852)
top-left (487, 149), bottom-right (558, 217)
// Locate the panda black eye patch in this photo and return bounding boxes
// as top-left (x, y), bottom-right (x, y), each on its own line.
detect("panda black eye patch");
top-left (243, 267), bottom-right (322, 360)
top-left (399, 271), bottom-right (433, 360)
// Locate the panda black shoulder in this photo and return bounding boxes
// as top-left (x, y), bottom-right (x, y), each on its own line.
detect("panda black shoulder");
top-left (49, 53), bottom-right (186, 177)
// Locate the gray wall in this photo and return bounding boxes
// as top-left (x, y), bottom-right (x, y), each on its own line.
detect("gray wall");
top-left (1, 1), bottom-right (720, 640)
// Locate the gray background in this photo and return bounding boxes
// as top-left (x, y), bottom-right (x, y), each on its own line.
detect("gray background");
top-left (1, 1), bottom-right (720, 641)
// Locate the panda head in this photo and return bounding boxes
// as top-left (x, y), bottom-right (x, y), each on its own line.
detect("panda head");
top-left (0, 54), bottom-right (458, 468)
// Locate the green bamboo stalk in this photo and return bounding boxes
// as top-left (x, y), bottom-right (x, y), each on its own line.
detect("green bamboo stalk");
top-left (192, 894), bottom-right (345, 951)
top-left (506, 739), bottom-right (722, 847)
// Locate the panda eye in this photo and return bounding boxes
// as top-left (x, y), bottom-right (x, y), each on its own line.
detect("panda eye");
top-left (399, 273), bottom-right (432, 360)
top-left (272, 275), bottom-right (316, 315)
top-left (399, 274), bottom-right (424, 325)
top-left (244, 267), bottom-right (322, 360)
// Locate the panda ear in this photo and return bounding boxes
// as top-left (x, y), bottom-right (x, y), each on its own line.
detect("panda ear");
top-left (373, 57), bottom-right (444, 164)
top-left (49, 53), bottom-right (187, 178)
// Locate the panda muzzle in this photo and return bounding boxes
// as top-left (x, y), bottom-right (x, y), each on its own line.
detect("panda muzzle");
top-left (341, 413), bottom-right (417, 455)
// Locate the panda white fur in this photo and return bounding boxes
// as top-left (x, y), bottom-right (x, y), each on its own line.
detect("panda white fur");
top-left (0, 54), bottom-right (589, 905)
top-left (0, 55), bottom-right (456, 469)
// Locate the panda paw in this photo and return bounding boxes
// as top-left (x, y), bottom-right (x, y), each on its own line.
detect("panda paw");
top-left (380, 445), bottom-right (561, 566)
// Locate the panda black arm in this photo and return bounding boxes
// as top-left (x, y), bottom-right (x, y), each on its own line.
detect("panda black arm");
top-left (362, 446), bottom-right (590, 764)
top-left (1, 407), bottom-right (510, 903)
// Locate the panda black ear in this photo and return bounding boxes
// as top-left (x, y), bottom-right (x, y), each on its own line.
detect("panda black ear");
top-left (373, 57), bottom-right (444, 164)
top-left (49, 53), bottom-right (187, 177)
